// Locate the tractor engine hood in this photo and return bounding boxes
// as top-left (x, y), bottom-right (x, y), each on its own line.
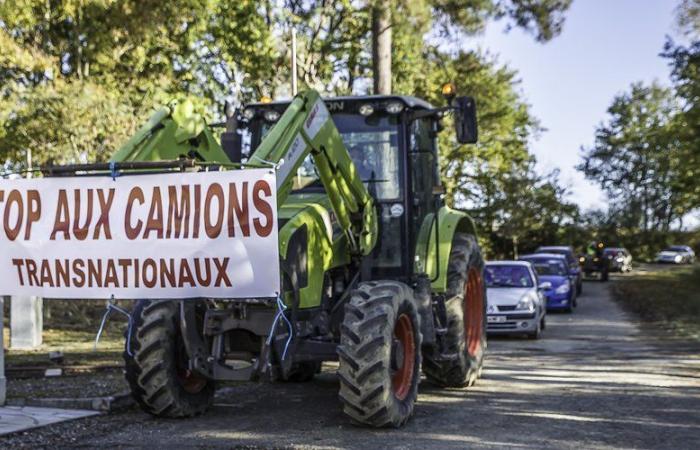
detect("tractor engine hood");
top-left (278, 192), bottom-right (334, 239)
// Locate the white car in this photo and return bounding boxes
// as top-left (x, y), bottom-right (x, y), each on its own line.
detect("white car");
top-left (484, 261), bottom-right (547, 339)
top-left (655, 246), bottom-right (696, 264)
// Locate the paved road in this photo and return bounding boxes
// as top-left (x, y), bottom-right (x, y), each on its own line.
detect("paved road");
top-left (5, 280), bottom-right (700, 449)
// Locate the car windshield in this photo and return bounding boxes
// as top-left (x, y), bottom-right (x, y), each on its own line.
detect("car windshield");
top-left (484, 265), bottom-right (534, 288)
top-left (527, 260), bottom-right (567, 276)
top-left (604, 249), bottom-right (622, 256)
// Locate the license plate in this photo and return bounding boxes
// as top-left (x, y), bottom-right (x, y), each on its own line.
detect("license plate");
top-left (487, 316), bottom-right (506, 323)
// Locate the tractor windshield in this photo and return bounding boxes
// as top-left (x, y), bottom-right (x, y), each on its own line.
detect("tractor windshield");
top-left (254, 113), bottom-right (401, 201)
top-left (332, 113), bottom-right (401, 201)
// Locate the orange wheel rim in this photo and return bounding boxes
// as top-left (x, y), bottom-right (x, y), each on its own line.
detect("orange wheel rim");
top-left (464, 268), bottom-right (484, 356)
top-left (391, 314), bottom-right (416, 400)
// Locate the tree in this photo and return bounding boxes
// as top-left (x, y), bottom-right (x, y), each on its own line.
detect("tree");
top-left (0, 1), bottom-right (278, 169)
top-left (372, 1), bottom-right (392, 94)
top-left (663, 37), bottom-right (699, 210)
top-left (577, 82), bottom-right (691, 233)
top-left (372, 0), bottom-right (572, 93)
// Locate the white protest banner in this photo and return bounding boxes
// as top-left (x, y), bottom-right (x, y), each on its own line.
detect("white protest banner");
top-left (0, 169), bottom-right (280, 299)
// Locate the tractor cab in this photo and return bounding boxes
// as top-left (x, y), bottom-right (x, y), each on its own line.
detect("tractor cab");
top-left (227, 94), bottom-right (476, 282)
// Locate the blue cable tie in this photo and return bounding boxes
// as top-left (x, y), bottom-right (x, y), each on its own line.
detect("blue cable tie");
top-left (109, 161), bottom-right (119, 180)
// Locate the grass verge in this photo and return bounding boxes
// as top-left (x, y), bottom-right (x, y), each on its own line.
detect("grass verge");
top-left (611, 264), bottom-right (700, 341)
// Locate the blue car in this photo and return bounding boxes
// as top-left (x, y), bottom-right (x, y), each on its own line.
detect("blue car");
top-left (519, 253), bottom-right (577, 313)
top-left (535, 245), bottom-right (583, 295)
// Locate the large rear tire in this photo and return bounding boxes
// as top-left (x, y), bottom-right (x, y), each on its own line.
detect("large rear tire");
top-left (337, 281), bottom-right (422, 428)
top-left (423, 233), bottom-right (486, 388)
top-left (124, 300), bottom-right (215, 418)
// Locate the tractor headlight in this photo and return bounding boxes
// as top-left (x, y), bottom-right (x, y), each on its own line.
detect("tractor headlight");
top-left (242, 107), bottom-right (256, 120)
top-left (515, 296), bottom-right (535, 312)
top-left (264, 110), bottom-right (280, 122)
top-left (385, 101), bottom-right (404, 114)
top-left (359, 104), bottom-right (375, 116)
top-left (555, 283), bottom-right (570, 294)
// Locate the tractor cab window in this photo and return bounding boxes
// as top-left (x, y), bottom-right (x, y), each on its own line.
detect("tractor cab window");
top-left (332, 113), bottom-right (402, 201)
top-left (247, 113), bottom-right (402, 198)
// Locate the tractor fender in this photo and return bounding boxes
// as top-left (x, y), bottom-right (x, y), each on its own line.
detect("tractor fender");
top-left (414, 206), bottom-right (478, 294)
top-left (278, 204), bottom-right (334, 309)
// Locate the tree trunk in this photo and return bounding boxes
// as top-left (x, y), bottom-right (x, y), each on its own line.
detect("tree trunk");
top-left (372, 1), bottom-right (392, 95)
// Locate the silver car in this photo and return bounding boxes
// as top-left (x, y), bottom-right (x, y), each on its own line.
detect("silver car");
top-left (485, 261), bottom-right (547, 339)
top-left (655, 245), bottom-right (696, 264)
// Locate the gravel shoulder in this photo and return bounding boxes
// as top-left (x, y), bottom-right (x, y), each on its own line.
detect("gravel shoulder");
top-left (3, 280), bottom-right (700, 449)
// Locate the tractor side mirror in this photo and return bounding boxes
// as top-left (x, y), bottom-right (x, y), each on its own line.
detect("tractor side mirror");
top-left (453, 96), bottom-right (478, 144)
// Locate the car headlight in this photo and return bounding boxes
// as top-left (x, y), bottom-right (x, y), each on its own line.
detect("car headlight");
top-left (555, 283), bottom-right (570, 294)
top-left (615, 257), bottom-right (624, 262)
top-left (515, 296), bottom-right (535, 312)
top-left (674, 255), bottom-right (682, 262)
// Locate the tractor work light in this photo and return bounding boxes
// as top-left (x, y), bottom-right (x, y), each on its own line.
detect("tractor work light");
top-left (441, 82), bottom-right (456, 99)
top-left (385, 101), bottom-right (404, 114)
top-left (359, 104), bottom-right (375, 116)
top-left (264, 110), bottom-right (280, 122)
top-left (242, 107), bottom-right (256, 120)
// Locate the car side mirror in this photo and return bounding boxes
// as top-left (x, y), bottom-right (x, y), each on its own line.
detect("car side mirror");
top-left (453, 96), bottom-right (478, 144)
top-left (538, 282), bottom-right (552, 290)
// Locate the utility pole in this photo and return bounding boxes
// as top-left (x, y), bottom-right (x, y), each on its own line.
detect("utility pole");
top-left (291, 28), bottom-right (298, 96)
top-left (372, 1), bottom-right (392, 95)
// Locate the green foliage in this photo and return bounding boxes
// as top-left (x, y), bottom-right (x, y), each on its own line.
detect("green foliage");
top-left (578, 82), bottom-right (693, 233)
top-left (664, 39), bottom-right (700, 211)
top-left (0, 0), bottom-right (577, 260)
top-left (1, 79), bottom-right (143, 166)
top-left (0, 0), bottom-right (277, 169)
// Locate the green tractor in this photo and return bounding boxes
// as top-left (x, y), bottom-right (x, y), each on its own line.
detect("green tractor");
top-left (110, 88), bottom-right (487, 427)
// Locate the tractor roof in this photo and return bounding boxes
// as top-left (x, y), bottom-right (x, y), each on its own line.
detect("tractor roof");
top-left (249, 95), bottom-right (434, 110)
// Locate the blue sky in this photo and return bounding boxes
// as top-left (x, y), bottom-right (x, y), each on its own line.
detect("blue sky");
top-left (467, 0), bottom-right (681, 211)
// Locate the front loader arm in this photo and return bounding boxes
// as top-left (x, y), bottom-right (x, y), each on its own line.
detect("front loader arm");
top-left (109, 90), bottom-right (377, 257)
top-left (110, 101), bottom-right (229, 164)
top-left (250, 90), bottom-right (377, 256)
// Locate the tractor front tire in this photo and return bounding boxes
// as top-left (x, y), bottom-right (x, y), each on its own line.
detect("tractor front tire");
top-left (124, 300), bottom-right (215, 418)
top-left (337, 281), bottom-right (422, 428)
top-left (423, 233), bottom-right (486, 388)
